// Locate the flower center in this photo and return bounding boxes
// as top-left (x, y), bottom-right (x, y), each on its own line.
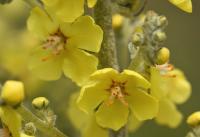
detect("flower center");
top-left (42, 30), bottom-right (67, 61)
top-left (106, 80), bottom-right (129, 106)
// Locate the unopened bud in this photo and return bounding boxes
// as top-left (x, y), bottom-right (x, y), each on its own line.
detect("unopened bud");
top-left (156, 47), bottom-right (170, 65)
top-left (112, 14), bottom-right (124, 28)
top-left (132, 33), bottom-right (144, 46)
top-left (32, 97), bottom-right (49, 110)
top-left (157, 16), bottom-right (168, 27)
top-left (153, 30), bottom-right (166, 43)
top-left (24, 122), bottom-right (36, 136)
top-left (1, 80), bottom-right (24, 106)
top-left (187, 111), bottom-right (200, 127)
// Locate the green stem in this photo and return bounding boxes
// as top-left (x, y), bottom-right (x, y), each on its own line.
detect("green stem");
top-left (94, 0), bottom-right (119, 70)
top-left (16, 105), bottom-right (68, 137)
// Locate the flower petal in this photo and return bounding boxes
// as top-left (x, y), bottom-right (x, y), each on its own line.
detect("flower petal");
top-left (95, 100), bottom-right (129, 131)
top-left (87, 0), bottom-right (97, 8)
top-left (167, 69), bottom-right (191, 104)
top-left (121, 69), bottom-right (151, 90)
top-left (168, 0), bottom-right (192, 13)
top-left (62, 47), bottom-right (98, 86)
top-left (60, 16), bottom-right (103, 52)
top-left (77, 82), bottom-right (109, 114)
top-left (89, 68), bottom-right (119, 82)
top-left (29, 47), bottom-right (62, 80)
top-left (156, 99), bottom-right (183, 128)
top-left (27, 7), bottom-right (59, 40)
top-left (128, 113), bottom-right (143, 132)
top-left (150, 67), bottom-right (169, 99)
top-left (126, 89), bottom-right (158, 121)
top-left (0, 106), bottom-right (21, 137)
top-left (42, 0), bottom-right (84, 22)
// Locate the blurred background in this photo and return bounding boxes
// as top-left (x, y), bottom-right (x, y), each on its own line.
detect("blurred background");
top-left (0, 0), bottom-right (199, 137)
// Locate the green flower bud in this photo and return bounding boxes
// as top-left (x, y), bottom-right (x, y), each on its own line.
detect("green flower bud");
top-left (32, 97), bottom-right (49, 110)
top-left (24, 122), bottom-right (36, 136)
top-left (132, 33), bottom-right (144, 46)
top-left (187, 111), bottom-right (200, 127)
top-left (1, 80), bottom-right (24, 106)
top-left (156, 47), bottom-right (170, 65)
top-left (158, 16), bottom-right (168, 28)
top-left (153, 30), bottom-right (166, 43)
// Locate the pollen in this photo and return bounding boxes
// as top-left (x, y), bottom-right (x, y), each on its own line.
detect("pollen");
top-left (41, 30), bottom-right (67, 61)
top-left (106, 80), bottom-right (129, 106)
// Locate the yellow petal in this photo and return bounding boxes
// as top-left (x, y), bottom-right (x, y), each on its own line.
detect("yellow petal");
top-left (27, 7), bottom-right (59, 40)
top-left (89, 68), bottom-right (119, 83)
top-left (121, 69), bottom-right (150, 90)
top-left (95, 100), bottom-right (129, 131)
top-left (29, 47), bottom-right (63, 80)
top-left (87, 0), bottom-right (97, 8)
top-left (169, 0), bottom-right (192, 13)
top-left (42, 0), bottom-right (84, 22)
top-left (128, 114), bottom-right (143, 132)
top-left (126, 89), bottom-right (158, 121)
top-left (77, 82), bottom-right (109, 114)
top-left (60, 16), bottom-right (103, 52)
top-left (67, 92), bottom-right (89, 130)
top-left (62, 47), bottom-right (98, 86)
top-left (167, 69), bottom-right (192, 104)
top-left (0, 106), bottom-right (21, 137)
top-left (156, 99), bottom-right (182, 128)
top-left (150, 67), bottom-right (169, 99)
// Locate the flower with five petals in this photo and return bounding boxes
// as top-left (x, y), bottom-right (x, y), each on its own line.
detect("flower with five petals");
top-left (77, 68), bottom-right (158, 130)
top-left (28, 7), bottom-right (103, 86)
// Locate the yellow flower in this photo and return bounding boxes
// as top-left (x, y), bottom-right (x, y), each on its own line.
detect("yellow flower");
top-left (28, 7), bottom-right (103, 86)
top-left (41, 0), bottom-right (84, 22)
top-left (150, 66), bottom-right (191, 128)
top-left (87, 0), bottom-right (97, 8)
top-left (168, 0), bottom-right (192, 13)
top-left (77, 68), bottom-right (158, 130)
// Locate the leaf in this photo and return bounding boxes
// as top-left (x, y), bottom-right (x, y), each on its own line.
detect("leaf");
top-left (0, 106), bottom-right (21, 137)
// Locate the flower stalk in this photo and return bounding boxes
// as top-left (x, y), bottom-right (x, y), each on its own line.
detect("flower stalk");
top-left (16, 105), bottom-right (68, 137)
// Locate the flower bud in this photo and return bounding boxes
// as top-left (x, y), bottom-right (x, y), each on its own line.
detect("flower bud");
top-left (24, 122), bottom-right (36, 136)
top-left (187, 111), bottom-right (200, 127)
top-left (112, 14), bottom-right (124, 28)
top-left (156, 47), bottom-right (170, 65)
top-left (32, 97), bottom-right (49, 110)
top-left (1, 80), bottom-right (24, 106)
top-left (157, 16), bottom-right (168, 28)
top-left (153, 30), bottom-right (166, 43)
top-left (132, 33), bottom-right (144, 46)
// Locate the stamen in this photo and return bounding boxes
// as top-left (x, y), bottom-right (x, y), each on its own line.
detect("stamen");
top-left (106, 81), bottom-right (129, 106)
top-left (41, 30), bottom-right (67, 61)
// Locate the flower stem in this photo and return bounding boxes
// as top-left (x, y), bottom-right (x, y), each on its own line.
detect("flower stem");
top-left (94, 0), bottom-right (119, 70)
top-left (16, 105), bottom-right (68, 137)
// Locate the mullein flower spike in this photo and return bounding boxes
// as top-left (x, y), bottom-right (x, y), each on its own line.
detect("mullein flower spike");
top-left (78, 68), bottom-right (158, 130)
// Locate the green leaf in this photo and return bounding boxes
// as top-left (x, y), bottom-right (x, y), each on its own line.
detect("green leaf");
top-left (0, 106), bottom-right (21, 137)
